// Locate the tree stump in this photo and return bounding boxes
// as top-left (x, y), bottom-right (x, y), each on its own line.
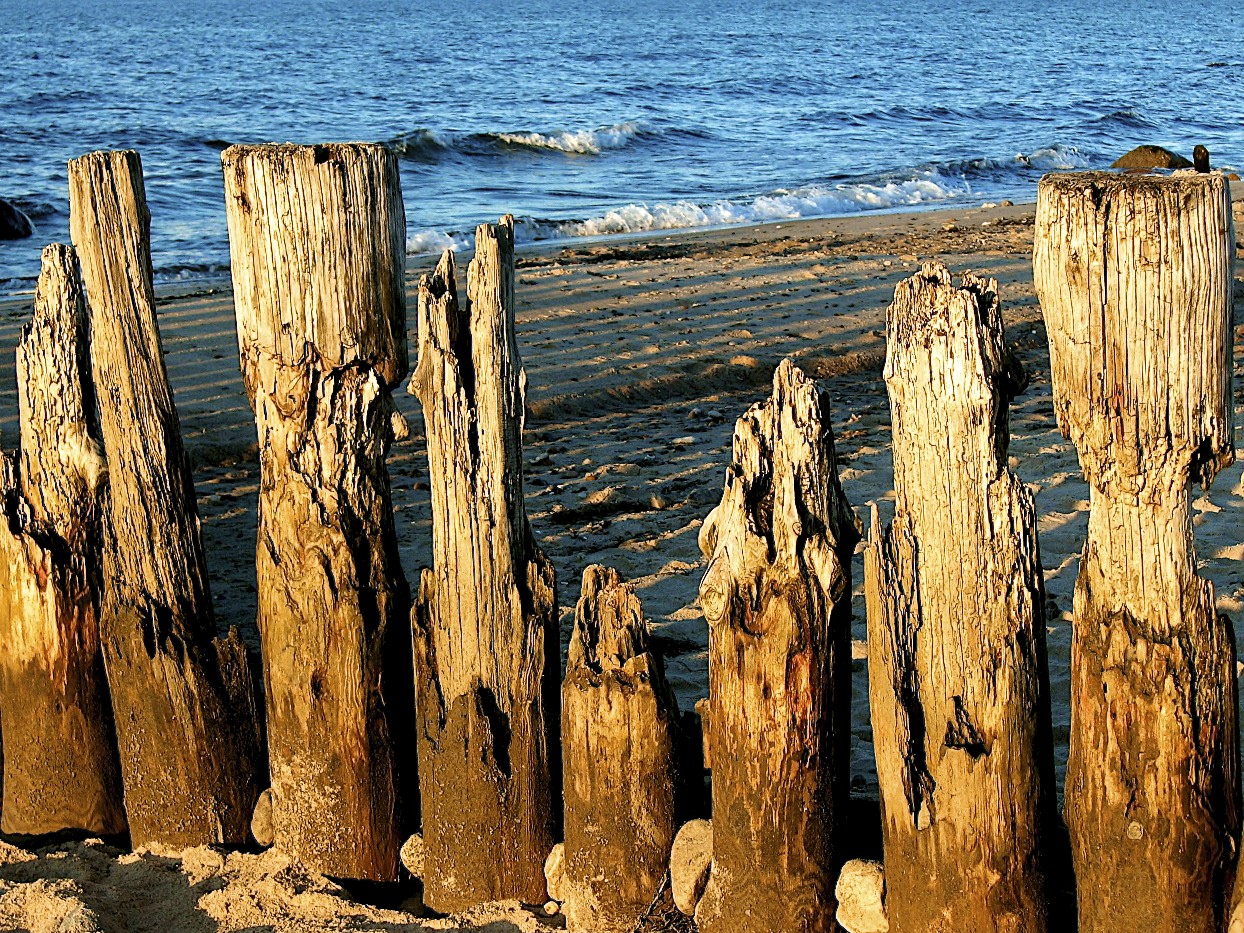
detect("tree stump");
top-left (221, 142), bottom-right (412, 880)
top-left (1034, 172), bottom-right (1239, 932)
top-left (410, 223), bottom-right (559, 911)
top-left (0, 243), bottom-right (125, 835)
top-left (68, 149), bottom-right (264, 847)
top-left (865, 263), bottom-right (1055, 932)
top-left (694, 359), bottom-right (858, 933)
top-left (561, 565), bottom-right (680, 932)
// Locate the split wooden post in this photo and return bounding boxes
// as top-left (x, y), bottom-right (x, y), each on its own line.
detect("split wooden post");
top-left (694, 359), bottom-right (858, 933)
top-left (411, 222), bottom-right (560, 911)
top-left (221, 142), bottom-right (412, 881)
top-left (0, 244), bottom-right (125, 835)
top-left (68, 149), bottom-right (264, 847)
top-left (865, 263), bottom-right (1055, 932)
top-left (561, 565), bottom-right (680, 932)
top-left (1034, 172), bottom-right (1239, 932)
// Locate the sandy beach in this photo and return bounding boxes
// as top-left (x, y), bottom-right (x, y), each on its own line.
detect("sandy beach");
top-left (0, 192), bottom-right (1241, 931)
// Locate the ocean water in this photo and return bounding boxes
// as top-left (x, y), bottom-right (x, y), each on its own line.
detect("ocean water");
top-left (1, 0), bottom-right (1242, 290)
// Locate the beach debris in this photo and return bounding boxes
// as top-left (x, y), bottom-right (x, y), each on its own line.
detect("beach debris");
top-left (67, 149), bottom-right (263, 848)
top-left (867, 261), bottom-right (1054, 930)
top-left (1110, 144), bottom-right (1192, 170)
top-left (222, 142), bottom-right (411, 882)
top-left (0, 197), bottom-right (34, 239)
top-left (560, 565), bottom-right (681, 933)
top-left (694, 359), bottom-right (858, 933)
top-left (835, 860), bottom-right (888, 933)
top-left (1035, 171), bottom-right (1238, 932)
top-left (411, 218), bottom-right (559, 912)
top-left (0, 243), bottom-right (124, 836)
top-left (250, 788), bottom-right (274, 848)
top-left (669, 819), bottom-right (713, 915)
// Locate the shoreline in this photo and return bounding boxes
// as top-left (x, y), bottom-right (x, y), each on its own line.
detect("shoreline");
top-left (0, 184), bottom-right (1240, 931)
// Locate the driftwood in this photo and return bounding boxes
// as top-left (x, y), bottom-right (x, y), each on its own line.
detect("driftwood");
top-left (221, 142), bottom-right (411, 880)
top-left (0, 243), bottom-right (124, 835)
top-left (411, 222), bottom-right (559, 911)
top-left (68, 149), bottom-right (263, 847)
top-left (1034, 172), bottom-right (1239, 932)
top-left (865, 263), bottom-right (1055, 932)
top-left (694, 359), bottom-right (858, 933)
top-left (561, 565), bottom-right (680, 932)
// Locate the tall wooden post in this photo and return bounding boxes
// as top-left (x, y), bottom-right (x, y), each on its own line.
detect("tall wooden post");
top-left (221, 143), bottom-right (412, 881)
top-left (0, 243), bottom-right (125, 835)
top-left (411, 223), bottom-right (560, 911)
top-left (865, 262), bottom-right (1055, 932)
top-left (694, 359), bottom-right (858, 933)
top-left (561, 565), bottom-right (680, 932)
top-left (1034, 172), bottom-right (1239, 932)
top-left (68, 149), bottom-right (264, 847)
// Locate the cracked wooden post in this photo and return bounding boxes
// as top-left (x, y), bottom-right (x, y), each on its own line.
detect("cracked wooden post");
top-left (1034, 172), bottom-right (1239, 932)
top-left (68, 149), bottom-right (264, 847)
top-left (411, 221), bottom-right (560, 911)
top-left (865, 262), bottom-right (1055, 932)
top-left (0, 244), bottom-right (125, 835)
top-left (561, 565), bottom-right (680, 932)
top-left (694, 359), bottom-right (858, 933)
top-left (221, 142), bottom-right (412, 880)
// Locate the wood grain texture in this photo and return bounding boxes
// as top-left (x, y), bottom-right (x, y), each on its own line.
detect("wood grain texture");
top-left (1034, 171), bottom-right (1239, 933)
top-left (694, 359), bottom-right (858, 933)
top-left (222, 143), bottom-right (412, 880)
top-left (69, 149), bottom-right (263, 847)
top-left (865, 262), bottom-right (1055, 932)
top-left (561, 565), bottom-right (679, 932)
top-left (0, 243), bottom-right (124, 835)
top-left (411, 222), bottom-right (559, 912)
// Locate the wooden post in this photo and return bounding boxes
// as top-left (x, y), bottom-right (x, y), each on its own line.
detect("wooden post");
top-left (411, 223), bottom-right (560, 911)
top-left (561, 565), bottom-right (680, 932)
top-left (0, 243), bottom-right (125, 835)
top-left (1034, 172), bottom-right (1239, 932)
top-left (68, 149), bottom-right (264, 847)
top-left (865, 262), bottom-right (1055, 932)
top-left (221, 142), bottom-right (411, 881)
top-left (694, 358), bottom-right (858, 933)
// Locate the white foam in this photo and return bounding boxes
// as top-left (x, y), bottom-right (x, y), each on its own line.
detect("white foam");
top-left (407, 229), bottom-right (470, 255)
top-left (561, 174), bottom-right (968, 238)
top-left (1015, 145), bottom-right (1089, 171)
top-left (495, 121), bottom-right (641, 155)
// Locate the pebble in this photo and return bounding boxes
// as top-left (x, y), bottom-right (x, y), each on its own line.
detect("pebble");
top-left (399, 833), bottom-right (424, 876)
top-left (251, 787), bottom-right (274, 848)
top-left (835, 859), bottom-right (889, 933)
top-left (670, 819), bottom-right (713, 915)
top-left (544, 842), bottom-right (566, 902)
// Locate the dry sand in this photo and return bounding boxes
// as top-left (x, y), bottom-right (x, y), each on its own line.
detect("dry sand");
top-left (0, 192), bottom-right (1240, 931)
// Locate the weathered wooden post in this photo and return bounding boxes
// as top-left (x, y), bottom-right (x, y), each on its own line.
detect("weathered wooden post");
top-left (694, 358), bottom-right (858, 933)
top-left (68, 149), bottom-right (264, 847)
top-left (865, 262), bottom-right (1055, 932)
top-left (560, 564), bottom-right (680, 932)
top-left (221, 142), bottom-right (412, 880)
top-left (411, 222), bottom-right (560, 911)
top-left (1034, 172), bottom-right (1239, 932)
top-left (0, 243), bottom-right (125, 835)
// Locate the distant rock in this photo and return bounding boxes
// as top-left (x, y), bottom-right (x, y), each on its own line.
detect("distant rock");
top-left (0, 198), bottom-right (34, 239)
top-left (1111, 145), bottom-right (1192, 171)
top-left (670, 819), bottom-right (713, 915)
top-left (835, 859), bottom-right (889, 933)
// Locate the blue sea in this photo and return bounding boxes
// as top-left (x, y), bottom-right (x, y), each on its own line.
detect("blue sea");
top-left (2, 0), bottom-right (1242, 291)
